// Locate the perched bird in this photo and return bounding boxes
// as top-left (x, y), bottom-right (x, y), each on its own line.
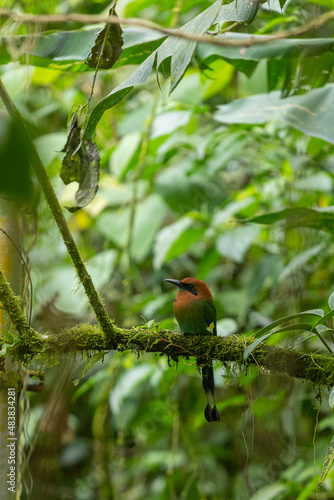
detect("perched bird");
top-left (164, 277), bottom-right (220, 422)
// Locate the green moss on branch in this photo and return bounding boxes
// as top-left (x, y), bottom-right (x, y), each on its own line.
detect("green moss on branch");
top-left (5, 321), bottom-right (334, 389)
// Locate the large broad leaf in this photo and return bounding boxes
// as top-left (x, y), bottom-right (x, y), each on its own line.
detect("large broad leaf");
top-left (0, 28), bottom-right (165, 71)
top-left (217, 0), bottom-right (261, 24)
top-left (85, 0), bottom-right (270, 137)
top-left (197, 34), bottom-right (334, 81)
top-left (156, 0), bottom-right (222, 92)
top-left (244, 207), bottom-right (334, 232)
top-left (214, 85), bottom-right (334, 144)
top-left (197, 34), bottom-right (334, 63)
top-left (88, 0), bottom-right (266, 137)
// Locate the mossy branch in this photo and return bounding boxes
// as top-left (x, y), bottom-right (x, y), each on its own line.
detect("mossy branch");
top-left (0, 268), bottom-right (333, 388)
top-left (6, 320), bottom-right (334, 389)
top-left (0, 78), bottom-right (114, 338)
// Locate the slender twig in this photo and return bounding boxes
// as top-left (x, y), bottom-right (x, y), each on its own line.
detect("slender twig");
top-left (0, 79), bottom-right (114, 337)
top-left (83, 19), bottom-right (111, 113)
top-left (0, 9), bottom-right (334, 48)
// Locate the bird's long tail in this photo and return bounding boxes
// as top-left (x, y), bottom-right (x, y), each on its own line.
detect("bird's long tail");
top-left (202, 362), bottom-right (220, 422)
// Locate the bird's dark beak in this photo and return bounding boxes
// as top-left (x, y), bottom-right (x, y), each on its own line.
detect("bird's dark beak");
top-left (164, 278), bottom-right (184, 289)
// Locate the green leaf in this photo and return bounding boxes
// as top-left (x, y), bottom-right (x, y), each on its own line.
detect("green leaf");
top-left (86, 6), bottom-right (123, 69)
top-left (109, 364), bottom-right (157, 427)
top-left (198, 247), bottom-right (221, 281)
top-left (308, 310), bottom-right (334, 353)
top-left (244, 207), bottom-right (334, 232)
top-left (0, 27), bottom-right (165, 71)
top-left (329, 387), bottom-right (334, 411)
top-left (214, 85), bottom-right (334, 144)
top-left (244, 323), bottom-right (314, 360)
top-left (216, 394), bottom-right (245, 411)
top-left (313, 308), bottom-right (334, 327)
top-left (86, 1), bottom-right (223, 137)
top-left (267, 59), bottom-right (286, 92)
top-left (294, 172), bottom-right (333, 193)
top-left (0, 343), bottom-right (14, 356)
top-left (279, 244), bottom-right (325, 283)
top-left (215, 225), bottom-right (260, 263)
top-left (329, 291), bottom-right (334, 310)
top-left (318, 435), bottom-right (334, 488)
top-left (254, 310), bottom-right (324, 338)
top-left (217, 0), bottom-right (261, 24)
top-left (295, 52), bottom-right (334, 94)
top-left (0, 29), bottom-right (96, 70)
top-left (84, 51), bottom-right (156, 139)
top-left (157, 0), bottom-right (222, 93)
top-left (153, 216), bottom-right (195, 269)
top-left (35, 250), bottom-right (117, 314)
top-left (286, 331), bottom-right (317, 349)
top-left (166, 227), bottom-right (206, 262)
top-left (248, 483), bottom-right (289, 500)
top-left (308, 0), bottom-right (334, 7)
top-left (207, 132), bottom-right (250, 175)
top-left (97, 194), bottom-right (166, 263)
top-left (109, 132), bottom-right (141, 179)
top-left (72, 370), bottom-right (108, 403)
top-left (151, 110), bottom-right (191, 139)
top-left (34, 132), bottom-right (67, 167)
top-left (197, 34), bottom-right (334, 64)
top-left (155, 161), bottom-right (227, 214)
top-left (212, 197), bottom-right (256, 226)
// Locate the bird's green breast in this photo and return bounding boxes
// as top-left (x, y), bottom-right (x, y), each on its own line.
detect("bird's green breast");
top-left (173, 297), bottom-right (216, 335)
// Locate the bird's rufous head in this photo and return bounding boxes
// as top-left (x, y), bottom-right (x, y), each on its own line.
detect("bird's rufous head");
top-left (164, 277), bottom-right (213, 301)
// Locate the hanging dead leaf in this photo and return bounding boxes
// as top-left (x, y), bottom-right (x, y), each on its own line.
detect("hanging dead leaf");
top-left (60, 111), bottom-right (100, 212)
top-left (86, 6), bottom-right (123, 70)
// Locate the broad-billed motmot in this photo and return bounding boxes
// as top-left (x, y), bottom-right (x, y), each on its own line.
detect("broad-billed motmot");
top-left (164, 277), bottom-right (220, 422)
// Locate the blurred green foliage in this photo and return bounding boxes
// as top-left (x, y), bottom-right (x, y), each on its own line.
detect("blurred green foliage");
top-left (2, 0), bottom-right (334, 498)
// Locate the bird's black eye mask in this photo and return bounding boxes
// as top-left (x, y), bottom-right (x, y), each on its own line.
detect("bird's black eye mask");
top-left (164, 279), bottom-right (198, 296)
top-left (184, 284), bottom-right (198, 296)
